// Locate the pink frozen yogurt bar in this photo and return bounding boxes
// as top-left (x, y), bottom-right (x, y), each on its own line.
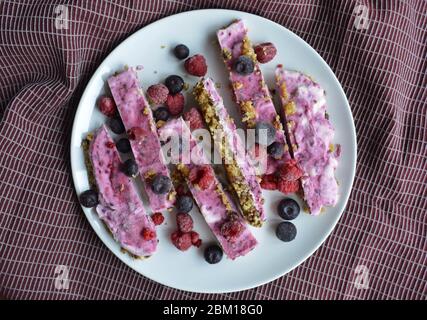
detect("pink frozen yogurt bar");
top-left (87, 125), bottom-right (157, 256)
top-left (158, 118), bottom-right (257, 259)
top-left (275, 66), bottom-right (339, 215)
top-left (217, 19), bottom-right (291, 174)
top-left (108, 68), bottom-right (175, 212)
top-left (194, 77), bottom-right (265, 227)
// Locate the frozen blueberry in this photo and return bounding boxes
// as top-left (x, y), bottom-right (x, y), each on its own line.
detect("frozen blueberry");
top-left (108, 117), bottom-right (125, 134)
top-left (175, 195), bottom-right (193, 213)
top-left (255, 122), bottom-right (276, 146)
top-left (267, 141), bottom-right (284, 159)
top-left (173, 44), bottom-right (190, 60)
top-left (276, 222), bottom-right (297, 242)
top-left (79, 190), bottom-right (98, 208)
top-left (234, 55), bottom-right (254, 75)
top-left (151, 174), bottom-right (172, 194)
top-left (116, 138), bottom-right (131, 153)
top-left (278, 198), bottom-right (300, 220)
top-left (204, 245), bottom-right (223, 264)
top-left (154, 107), bottom-right (170, 122)
top-left (121, 159), bottom-right (138, 177)
top-left (165, 75), bottom-right (184, 94)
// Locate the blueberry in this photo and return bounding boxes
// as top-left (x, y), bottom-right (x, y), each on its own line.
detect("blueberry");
top-left (204, 245), bottom-right (223, 264)
top-left (116, 138), bottom-right (131, 153)
top-left (278, 198), bottom-right (300, 220)
top-left (276, 222), bottom-right (297, 242)
top-left (267, 141), bottom-right (284, 159)
top-left (234, 55), bottom-right (254, 75)
top-left (151, 174), bottom-right (172, 194)
top-left (175, 195), bottom-right (193, 213)
top-left (108, 117), bottom-right (125, 134)
top-left (154, 107), bottom-right (170, 122)
top-left (121, 159), bottom-right (138, 177)
top-left (255, 122), bottom-right (276, 146)
top-left (173, 44), bottom-right (190, 60)
top-left (79, 190), bottom-right (98, 208)
top-left (165, 75), bottom-right (184, 94)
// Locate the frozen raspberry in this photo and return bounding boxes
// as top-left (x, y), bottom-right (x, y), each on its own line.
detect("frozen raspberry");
top-left (279, 160), bottom-right (303, 181)
top-left (260, 174), bottom-right (277, 190)
top-left (184, 54), bottom-right (207, 77)
top-left (141, 228), bottom-right (155, 240)
top-left (175, 184), bottom-right (188, 196)
top-left (193, 239), bottom-right (202, 248)
top-left (188, 167), bottom-right (200, 184)
top-left (189, 165), bottom-right (214, 190)
top-left (98, 95), bottom-right (117, 117)
top-left (184, 108), bottom-right (204, 130)
top-left (105, 141), bottom-right (115, 149)
top-left (147, 84), bottom-right (169, 105)
top-left (176, 212), bottom-right (194, 233)
top-left (171, 231), bottom-right (192, 251)
top-left (198, 167), bottom-right (215, 190)
top-left (221, 220), bottom-right (244, 243)
top-left (190, 231), bottom-right (200, 245)
top-left (166, 93), bottom-right (185, 115)
top-left (254, 42), bottom-right (277, 63)
top-left (151, 212), bottom-right (164, 226)
top-left (127, 127), bottom-right (145, 140)
top-left (277, 179), bottom-right (300, 194)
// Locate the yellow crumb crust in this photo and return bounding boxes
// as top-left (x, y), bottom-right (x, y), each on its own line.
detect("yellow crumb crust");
top-left (193, 82), bottom-right (263, 227)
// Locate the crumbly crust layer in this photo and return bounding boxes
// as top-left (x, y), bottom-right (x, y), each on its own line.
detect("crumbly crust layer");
top-left (194, 80), bottom-right (265, 227)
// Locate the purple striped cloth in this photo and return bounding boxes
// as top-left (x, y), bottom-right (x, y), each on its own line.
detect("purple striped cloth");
top-left (0, 0), bottom-right (425, 299)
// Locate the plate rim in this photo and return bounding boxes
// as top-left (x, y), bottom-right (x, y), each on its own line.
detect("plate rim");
top-left (70, 8), bottom-right (357, 293)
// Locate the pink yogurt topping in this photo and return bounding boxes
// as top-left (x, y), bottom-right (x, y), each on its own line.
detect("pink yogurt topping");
top-left (201, 77), bottom-right (265, 221)
top-left (275, 67), bottom-right (339, 215)
top-left (158, 118), bottom-right (257, 259)
top-left (217, 20), bottom-right (291, 173)
top-left (108, 68), bottom-right (174, 212)
top-left (89, 126), bottom-right (157, 256)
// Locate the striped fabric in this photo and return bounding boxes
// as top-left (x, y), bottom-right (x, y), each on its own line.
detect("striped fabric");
top-left (0, 0), bottom-right (425, 300)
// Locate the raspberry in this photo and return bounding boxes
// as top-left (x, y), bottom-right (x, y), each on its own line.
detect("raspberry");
top-left (127, 127), bottom-right (145, 140)
top-left (176, 212), bottom-right (193, 233)
top-left (198, 167), bottom-right (214, 190)
top-left (166, 93), bottom-right (185, 115)
top-left (184, 108), bottom-right (204, 130)
top-left (193, 239), bottom-right (202, 248)
top-left (190, 231), bottom-right (200, 245)
top-left (170, 231), bottom-right (192, 251)
top-left (184, 54), bottom-right (207, 77)
top-left (260, 174), bottom-right (277, 190)
top-left (98, 96), bottom-right (117, 117)
top-left (175, 184), bottom-right (188, 196)
top-left (221, 220), bottom-right (243, 243)
top-left (151, 212), bottom-right (164, 226)
top-left (147, 84), bottom-right (169, 105)
top-left (254, 42), bottom-right (277, 64)
top-left (105, 141), bottom-right (115, 149)
top-left (277, 179), bottom-right (300, 194)
top-left (141, 228), bottom-right (155, 240)
top-left (279, 160), bottom-right (303, 181)
top-left (188, 167), bottom-right (200, 184)
top-left (189, 165), bottom-right (214, 190)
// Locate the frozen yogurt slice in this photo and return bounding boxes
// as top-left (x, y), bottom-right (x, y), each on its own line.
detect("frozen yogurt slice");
top-left (158, 118), bottom-right (257, 259)
top-left (194, 77), bottom-right (265, 227)
top-left (275, 66), bottom-right (339, 215)
top-left (108, 68), bottom-right (175, 212)
top-left (85, 125), bottom-right (157, 256)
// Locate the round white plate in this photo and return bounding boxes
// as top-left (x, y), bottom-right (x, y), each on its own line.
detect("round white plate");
top-left (70, 9), bottom-right (356, 293)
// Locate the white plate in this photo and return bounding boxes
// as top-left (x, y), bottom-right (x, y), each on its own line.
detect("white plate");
top-left (70, 9), bottom-right (356, 293)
